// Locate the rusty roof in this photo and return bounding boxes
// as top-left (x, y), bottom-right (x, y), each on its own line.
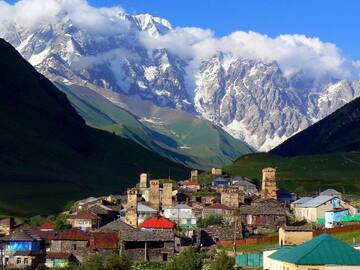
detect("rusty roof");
top-left (52, 229), bottom-right (89, 241)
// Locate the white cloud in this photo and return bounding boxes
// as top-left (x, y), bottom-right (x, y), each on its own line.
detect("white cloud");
top-left (0, 0), bottom-right (129, 34)
top-left (140, 28), bottom-right (357, 80)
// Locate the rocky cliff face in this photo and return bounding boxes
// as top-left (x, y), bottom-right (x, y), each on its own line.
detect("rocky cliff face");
top-left (1, 11), bottom-right (359, 151)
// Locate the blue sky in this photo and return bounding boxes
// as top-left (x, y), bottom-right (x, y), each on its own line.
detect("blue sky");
top-left (4, 0), bottom-right (360, 59)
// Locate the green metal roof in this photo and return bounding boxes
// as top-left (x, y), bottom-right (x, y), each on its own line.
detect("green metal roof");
top-left (269, 234), bottom-right (360, 265)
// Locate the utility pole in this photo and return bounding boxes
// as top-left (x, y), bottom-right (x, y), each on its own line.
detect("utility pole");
top-left (233, 207), bottom-right (240, 258)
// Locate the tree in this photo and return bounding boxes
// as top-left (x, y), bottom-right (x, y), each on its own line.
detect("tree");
top-left (105, 253), bottom-right (133, 270)
top-left (27, 215), bottom-right (47, 228)
top-left (197, 215), bottom-right (223, 228)
top-left (208, 250), bottom-right (234, 270)
top-left (54, 214), bottom-right (71, 232)
top-left (63, 200), bottom-right (76, 212)
top-left (166, 247), bottom-right (203, 270)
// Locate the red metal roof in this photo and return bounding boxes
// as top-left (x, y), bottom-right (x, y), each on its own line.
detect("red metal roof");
top-left (139, 216), bottom-right (176, 229)
top-left (46, 252), bottom-right (73, 259)
top-left (207, 203), bottom-right (231, 210)
top-left (183, 179), bottom-right (200, 186)
top-left (90, 232), bottom-right (119, 250)
top-left (52, 228), bottom-right (89, 241)
top-left (68, 210), bottom-right (99, 220)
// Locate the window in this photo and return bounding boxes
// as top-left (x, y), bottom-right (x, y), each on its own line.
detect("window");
top-left (72, 243), bottom-right (77, 251)
top-left (24, 258), bottom-right (29, 265)
top-left (16, 258), bottom-right (21, 264)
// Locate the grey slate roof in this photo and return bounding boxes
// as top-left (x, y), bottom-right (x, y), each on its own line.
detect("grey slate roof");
top-left (1, 230), bottom-right (41, 242)
top-left (300, 195), bottom-right (336, 208)
top-left (97, 219), bottom-right (174, 242)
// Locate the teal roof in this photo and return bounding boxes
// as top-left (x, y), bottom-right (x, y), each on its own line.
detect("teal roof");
top-left (269, 234), bottom-right (360, 265)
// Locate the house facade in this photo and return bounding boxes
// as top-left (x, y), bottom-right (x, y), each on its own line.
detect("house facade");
top-left (163, 204), bottom-right (197, 228)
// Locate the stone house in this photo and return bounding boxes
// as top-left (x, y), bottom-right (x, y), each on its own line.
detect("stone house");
top-left (97, 219), bottom-right (175, 262)
top-left (221, 188), bottom-right (244, 208)
top-left (11, 250), bottom-right (43, 269)
top-left (67, 210), bottom-right (101, 231)
top-left (0, 217), bottom-right (15, 236)
top-left (278, 226), bottom-right (313, 246)
top-left (211, 168), bottom-right (222, 176)
top-left (202, 203), bottom-right (234, 222)
top-left (240, 199), bottom-right (287, 234)
top-left (49, 229), bottom-right (90, 263)
top-left (181, 180), bottom-right (201, 191)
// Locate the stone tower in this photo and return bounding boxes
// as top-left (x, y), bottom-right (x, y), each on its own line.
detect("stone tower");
top-left (261, 167), bottom-right (277, 199)
top-left (125, 188), bottom-right (138, 227)
top-left (221, 189), bottom-right (244, 208)
top-left (191, 170), bottom-right (198, 181)
top-left (149, 180), bottom-right (160, 210)
top-left (139, 173), bottom-right (150, 193)
top-left (162, 183), bottom-right (173, 209)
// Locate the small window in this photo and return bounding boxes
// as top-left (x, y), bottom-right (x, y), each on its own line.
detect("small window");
top-left (16, 258), bottom-right (22, 264)
top-left (24, 258), bottom-right (29, 265)
top-left (72, 243), bottom-right (77, 251)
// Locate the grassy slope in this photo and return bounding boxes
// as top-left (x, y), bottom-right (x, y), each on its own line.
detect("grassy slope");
top-left (57, 84), bottom-right (253, 169)
top-left (223, 153), bottom-right (360, 195)
top-left (0, 38), bottom-right (188, 216)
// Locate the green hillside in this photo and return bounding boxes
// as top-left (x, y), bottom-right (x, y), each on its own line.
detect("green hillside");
top-left (0, 38), bottom-right (188, 217)
top-left (223, 152), bottom-right (360, 195)
top-left (57, 84), bottom-right (253, 169)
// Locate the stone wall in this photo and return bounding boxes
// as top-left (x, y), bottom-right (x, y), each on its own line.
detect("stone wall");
top-left (124, 241), bottom-right (174, 262)
top-left (162, 183), bottom-right (173, 209)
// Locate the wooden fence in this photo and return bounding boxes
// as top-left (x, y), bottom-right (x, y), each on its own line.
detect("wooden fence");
top-left (220, 224), bottom-right (360, 247)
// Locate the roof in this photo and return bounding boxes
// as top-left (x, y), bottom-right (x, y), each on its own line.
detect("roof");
top-left (300, 195), bottom-right (337, 208)
top-left (183, 180), bottom-right (199, 186)
top-left (68, 210), bottom-right (100, 220)
top-left (77, 197), bottom-right (98, 205)
top-left (206, 203), bottom-right (231, 210)
top-left (172, 204), bottom-right (192, 210)
top-left (326, 208), bottom-right (349, 213)
top-left (270, 234), bottom-right (360, 265)
top-left (40, 222), bottom-right (55, 231)
top-left (90, 232), bottom-right (118, 250)
top-left (139, 216), bottom-right (176, 229)
top-left (293, 197), bottom-right (312, 205)
top-left (240, 200), bottom-right (286, 215)
top-left (1, 230), bottom-right (41, 242)
top-left (96, 219), bottom-right (136, 233)
top-left (97, 219), bottom-right (174, 242)
top-left (137, 203), bottom-right (157, 213)
top-left (231, 179), bottom-right (256, 187)
top-left (52, 229), bottom-right (89, 241)
top-left (320, 189), bottom-right (342, 196)
top-left (46, 252), bottom-right (73, 259)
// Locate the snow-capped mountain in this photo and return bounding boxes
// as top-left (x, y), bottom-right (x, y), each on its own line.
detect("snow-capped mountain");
top-left (1, 8), bottom-right (359, 151)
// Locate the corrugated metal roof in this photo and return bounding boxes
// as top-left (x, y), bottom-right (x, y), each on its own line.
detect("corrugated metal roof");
top-left (270, 234), bottom-right (360, 265)
top-left (293, 197), bottom-right (312, 205)
top-left (300, 195), bottom-right (336, 208)
top-left (320, 189), bottom-right (342, 196)
top-left (172, 204), bottom-right (191, 209)
top-left (139, 216), bottom-right (176, 229)
top-left (137, 203), bottom-right (157, 213)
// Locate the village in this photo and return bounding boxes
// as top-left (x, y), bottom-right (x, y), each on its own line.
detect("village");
top-left (1, 168), bottom-right (360, 270)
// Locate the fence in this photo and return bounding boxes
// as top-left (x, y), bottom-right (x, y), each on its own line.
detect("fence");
top-left (236, 253), bottom-right (263, 267)
top-left (220, 224), bottom-right (360, 248)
